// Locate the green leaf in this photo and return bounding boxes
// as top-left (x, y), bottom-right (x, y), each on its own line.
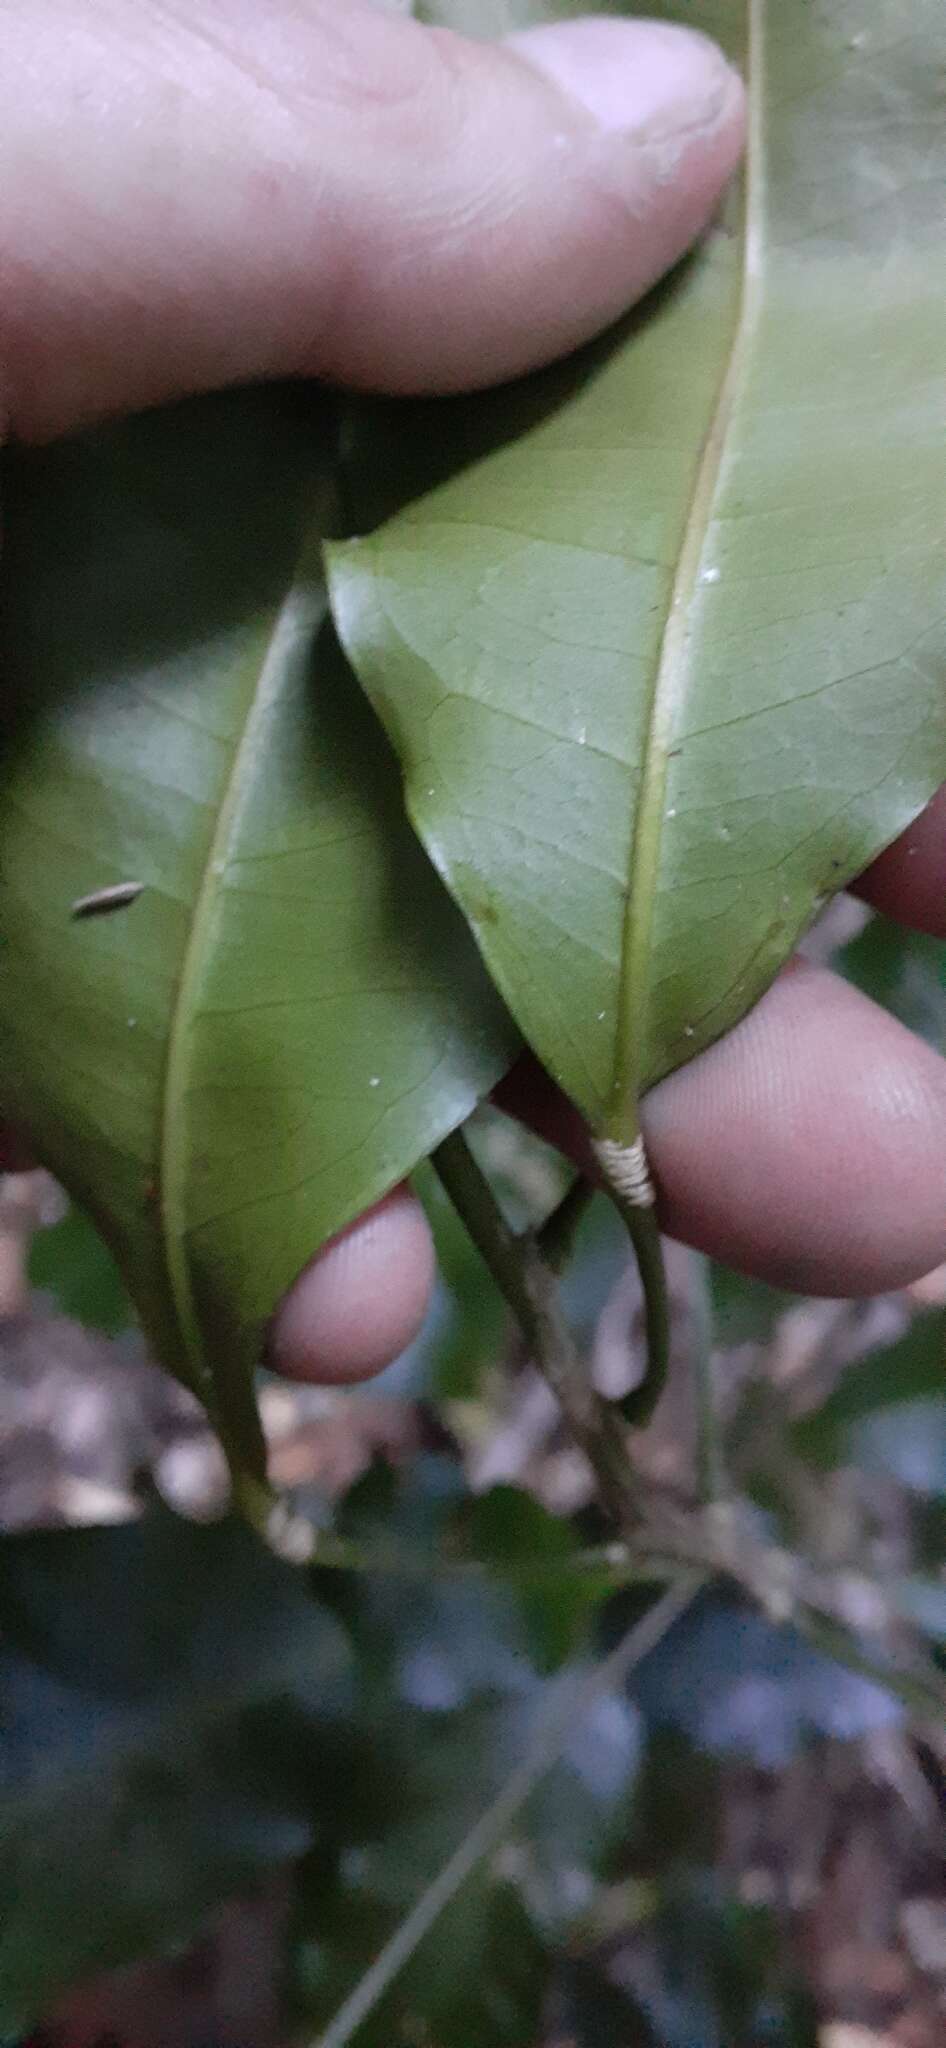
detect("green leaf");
top-left (28, 1200), bottom-right (132, 1337)
top-left (551, 1965), bottom-right (663, 2048)
top-left (792, 1311), bottom-right (946, 1469)
top-left (710, 1263), bottom-right (794, 1349)
top-left (632, 1589), bottom-right (901, 1766)
top-left (295, 1859), bottom-right (550, 2048)
top-left (329, 0), bottom-right (946, 1145)
top-left (888, 1574), bottom-right (946, 1643)
top-left (460, 1483), bottom-right (605, 1671)
top-left (0, 386), bottom-right (517, 1469)
top-left (0, 1507), bottom-right (352, 2032)
top-left (327, 1456), bottom-right (608, 1693)
top-left (844, 1398), bottom-right (946, 1498)
top-left (839, 913), bottom-right (946, 1048)
top-left (294, 1484), bottom-right (662, 2048)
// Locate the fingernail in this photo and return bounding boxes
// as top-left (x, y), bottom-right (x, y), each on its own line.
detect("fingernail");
top-left (506, 17), bottom-right (740, 139)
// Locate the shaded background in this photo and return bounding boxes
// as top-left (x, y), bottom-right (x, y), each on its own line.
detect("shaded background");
top-left (2, 900), bottom-right (945, 2048)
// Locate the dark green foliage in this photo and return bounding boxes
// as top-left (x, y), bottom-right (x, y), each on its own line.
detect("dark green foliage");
top-left (2, 3), bottom-right (946, 2042)
top-left (0, 1509), bottom-right (351, 2031)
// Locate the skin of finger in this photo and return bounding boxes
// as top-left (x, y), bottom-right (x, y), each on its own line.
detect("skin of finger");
top-left (269, 1183), bottom-right (436, 1384)
top-left (9, 936), bottom-right (945, 1376)
top-left (3, 3), bottom-right (937, 1370)
top-left (496, 959), bottom-right (946, 1297)
top-left (856, 784), bottom-right (946, 937)
top-left (322, 17), bottom-right (746, 393)
top-left (0, 1), bottom-right (743, 438)
top-left (0, 1126), bottom-right (435, 1377)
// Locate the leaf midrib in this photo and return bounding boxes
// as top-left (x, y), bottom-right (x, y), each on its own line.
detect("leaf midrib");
top-left (158, 530), bottom-right (326, 1407)
top-left (605, 0), bottom-right (766, 1145)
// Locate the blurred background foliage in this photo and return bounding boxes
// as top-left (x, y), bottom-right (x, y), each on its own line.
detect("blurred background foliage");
top-left (2, 903), bottom-right (946, 2048)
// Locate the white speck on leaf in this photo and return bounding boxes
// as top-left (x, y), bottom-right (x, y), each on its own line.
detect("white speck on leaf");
top-left (701, 566), bottom-right (721, 585)
top-left (70, 881), bottom-right (143, 920)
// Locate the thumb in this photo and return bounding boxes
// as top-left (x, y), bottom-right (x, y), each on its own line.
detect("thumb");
top-left (1, 1), bottom-right (744, 442)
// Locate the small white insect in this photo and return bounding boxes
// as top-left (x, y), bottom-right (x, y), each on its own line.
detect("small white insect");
top-left (71, 882), bottom-right (144, 920)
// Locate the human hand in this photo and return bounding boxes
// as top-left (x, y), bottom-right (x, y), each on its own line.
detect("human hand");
top-left (2, 2), bottom-right (943, 1386)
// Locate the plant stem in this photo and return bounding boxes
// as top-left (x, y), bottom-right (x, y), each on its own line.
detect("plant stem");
top-left (229, 1465), bottom-right (276, 1536)
top-left (308, 1530), bottom-right (673, 1588)
top-left (537, 1172), bottom-right (593, 1273)
top-left (617, 1199), bottom-right (670, 1424)
top-left (432, 1129), bottom-right (635, 1528)
top-left (789, 1604), bottom-right (946, 1723)
top-left (309, 1574), bottom-right (704, 2048)
top-left (589, 1134), bottom-right (670, 1424)
top-left (691, 1255), bottom-right (727, 1504)
top-left (308, 1523), bottom-right (946, 1725)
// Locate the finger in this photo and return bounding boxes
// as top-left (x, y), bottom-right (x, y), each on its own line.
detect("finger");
top-left (0, 2), bottom-right (744, 440)
top-left (0, 1129), bottom-right (434, 1377)
top-left (855, 785), bottom-right (946, 937)
top-left (497, 960), bottom-right (946, 1297)
top-left (268, 1183), bottom-right (435, 1384)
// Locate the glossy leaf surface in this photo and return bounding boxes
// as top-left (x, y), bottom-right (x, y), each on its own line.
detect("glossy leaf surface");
top-left (331, 0), bottom-right (946, 1139)
top-left (0, 1508), bottom-right (351, 2031)
top-left (294, 1457), bottom-right (642, 2048)
top-left (793, 1310), bottom-right (946, 1473)
top-left (0, 388), bottom-right (517, 1464)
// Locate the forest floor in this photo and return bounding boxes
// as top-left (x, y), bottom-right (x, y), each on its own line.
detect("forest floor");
top-left (2, 1153), bottom-right (946, 2048)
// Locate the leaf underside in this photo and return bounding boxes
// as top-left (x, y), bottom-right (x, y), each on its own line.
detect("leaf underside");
top-left (330, 0), bottom-right (946, 1140)
top-left (0, 389), bottom-right (517, 1465)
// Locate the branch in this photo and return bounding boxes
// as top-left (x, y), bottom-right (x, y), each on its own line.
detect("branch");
top-left (592, 1137), bottom-right (669, 1424)
top-left (432, 1129), bottom-right (636, 1528)
top-left (309, 1574), bottom-right (704, 2048)
top-left (537, 1172), bottom-right (593, 1273)
top-left (306, 1530), bottom-right (672, 1593)
top-left (691, 1255), bottom-right (727, 1505)
top-left (619, 1201), bottom-right (670, 1422)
